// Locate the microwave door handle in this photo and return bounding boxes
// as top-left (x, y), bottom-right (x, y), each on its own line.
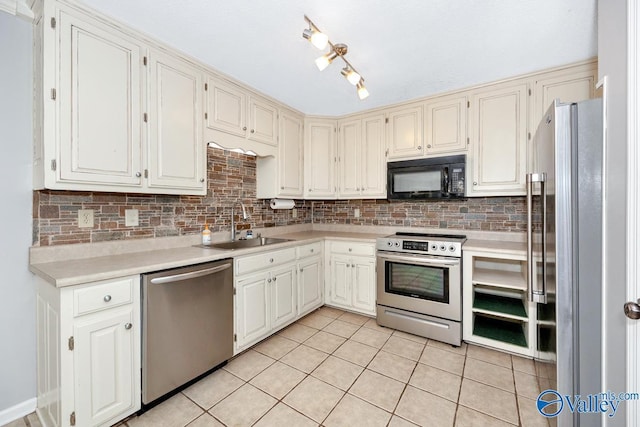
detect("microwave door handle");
top-left (443, 167), bottom-right (450, 196)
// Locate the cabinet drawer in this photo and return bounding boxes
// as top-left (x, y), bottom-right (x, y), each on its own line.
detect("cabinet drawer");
top-left (236, 247), bottom-right (297, 276)
top-left (297, 242), bottom-right (323, 259)
top-left (329, 241), bottom-right (375, 257)
top-left (73, 277), bottom-right (135, 317)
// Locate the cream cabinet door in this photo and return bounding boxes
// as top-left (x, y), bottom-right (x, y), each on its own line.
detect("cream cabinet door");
top-left (328, 255), bottom-right (352, 308)
top-left (206, 78), bottom-right (246, 137)
top-left (298, 257), bottom-right (323, 316)
top-left (386, 105), bottom-right (424, 160)
top-left (235, 272), bottom-right (270, 350)
top-left (361, 114), bottom-right (386, 198)
top-left (248, 97), bottom-right (278, 146)
top-left (148, 51), bottom-right (205, 193)
top-left (425, 95), bottom-right (468, 155)
top-left (468, 82), bottom-right (528, 196)
top-left (304, 119), bottom-right (337, 199)
top-left (278, 111), bottom-right (304, 197)
top-left (338, 118), bottom-right (361, 198)
top-left (532, 65), bottom-right (597, 131)
top-left (58, 9), bottom-right (144, 187)
top-left (270, 265), bottom-right (297, 330)
top-left (351, 257), bottom-right (376, 315)
top-left (74, 306), bottom-right (136, 427)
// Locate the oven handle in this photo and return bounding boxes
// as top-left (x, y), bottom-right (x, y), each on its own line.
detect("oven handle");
top-left (376, 252), bottom-right (460, 267)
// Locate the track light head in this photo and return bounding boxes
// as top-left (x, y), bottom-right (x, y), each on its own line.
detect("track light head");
top-left (315, 50), bottom-right (338, 71)
top-left (302, 28), bottom-right (329, 50)
top-left (357, 80), bottom-right (370, 100)
top-left (341, 67), bottom-right (361, 85)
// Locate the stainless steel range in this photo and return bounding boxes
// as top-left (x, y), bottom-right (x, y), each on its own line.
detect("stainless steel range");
top-left (376, 232), bottom-right (466, 346)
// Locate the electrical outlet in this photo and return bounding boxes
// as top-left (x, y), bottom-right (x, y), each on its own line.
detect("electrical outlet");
top-left (125, 209), bottom-right (139, 227)
top-left (354, 208), bottom-right (360, 218)
top-left (78, 209), bottom-right (94, 228)
top-left (292, 208), bottom-right (298, 218)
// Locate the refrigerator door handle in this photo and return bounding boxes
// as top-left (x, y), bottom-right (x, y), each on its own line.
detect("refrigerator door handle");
top-left (527, 172), bottom-right (547, 303)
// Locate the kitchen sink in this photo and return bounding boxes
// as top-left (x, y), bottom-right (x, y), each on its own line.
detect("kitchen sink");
top-left (196, 237), bottom-right (292, 250)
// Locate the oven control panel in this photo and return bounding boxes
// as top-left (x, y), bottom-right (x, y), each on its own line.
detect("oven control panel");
top-left (376, 237), bottom-right (463, 257)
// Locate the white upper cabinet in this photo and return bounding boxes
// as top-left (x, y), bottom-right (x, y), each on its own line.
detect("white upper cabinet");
top-left (531, 63), bottom-right (597, 132)
top-left (147, 50), bottom-right (205, 192)
top-left (55, 6), bottom-right (145, 188)
top-left (337, 113), bottom-right (386, 199)
top-left (467, 81), bottom-right (528, 196)
top-left (256, 109), bottom-right (304, 199)
top-left (386, 105), bottom-right (424, 160)
top-left (35, 1), bottom-right (207, 195)
top-left (204, 76), bottom-right (279, 155)
top-left (304, 118), bottom-right (337, 199)
top-left (424, 94), bottom-right (468, 155)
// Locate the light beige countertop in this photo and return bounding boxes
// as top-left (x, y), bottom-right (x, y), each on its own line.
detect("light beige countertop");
top-left (30, 228), bottom-right (384, 288)
top-left (30, 223), bottom-right (526, 288)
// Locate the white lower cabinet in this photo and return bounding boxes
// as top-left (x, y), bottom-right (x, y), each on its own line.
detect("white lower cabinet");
top-left (36, 275), bottom-right (141, 427)
top-left (234, 243), bottom-right (326, 354)
top-left (325, 240), bottom-right (376, 316)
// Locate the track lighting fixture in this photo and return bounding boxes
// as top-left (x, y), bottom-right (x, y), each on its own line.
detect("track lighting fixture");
top-left (302, 15), bottom-right (369, 100)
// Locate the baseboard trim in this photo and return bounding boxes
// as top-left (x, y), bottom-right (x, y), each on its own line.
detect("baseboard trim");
top-left (0, 398), bottom-right (37, 425)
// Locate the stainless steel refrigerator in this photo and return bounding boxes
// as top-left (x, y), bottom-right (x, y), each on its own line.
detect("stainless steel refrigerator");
top-left (527, 98), bottom-right (603, 427)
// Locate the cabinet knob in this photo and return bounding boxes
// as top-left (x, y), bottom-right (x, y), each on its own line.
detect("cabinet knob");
top-left (251, 129), bottom-right (255, 133)
top-left (135, 172), bottom-right (142, 178)
top-left (281, 186), bottom-right (284, 190)
top-left (348, 248), bottom-right (352, 252)
top-left (300, 268), bottom-right (304, 272)
top-left (267, 278), bottom-right (272, 283)
top-left (124, 323), bottom-right (132, 330)
top-left (308, 189), bottom-right (312, 192)
top-left (242, 126), bottom-right (247, 131)
top-left (269, 258), bottom-right (274, 263)
top-left (310, 248), bottom-right (314, 253)
top-left (273, 276), bottom-right (277, 281)
top-left (103, 295), bottom-right (112, 302)
top-left (473, 182), bottom-right (478, 186)
top-left (417, 146), bottom-right (422, 150)
top-left (200, 178), bottom-right (205, 183)
top-left (427, 144), bottom-right (432, 148)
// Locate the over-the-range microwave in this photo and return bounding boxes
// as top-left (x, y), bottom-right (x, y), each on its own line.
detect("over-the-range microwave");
top-left (387, 155), bottom-right (466, 200)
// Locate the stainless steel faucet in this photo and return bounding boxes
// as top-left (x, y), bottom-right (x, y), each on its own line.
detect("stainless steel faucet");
top-left (230, 201), bottom-right (248, 241)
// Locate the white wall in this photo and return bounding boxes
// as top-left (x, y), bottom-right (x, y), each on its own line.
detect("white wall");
top-left (598, 0), bottom-right (629, 426)
top-left (0, 11), bottom-right (36, 421)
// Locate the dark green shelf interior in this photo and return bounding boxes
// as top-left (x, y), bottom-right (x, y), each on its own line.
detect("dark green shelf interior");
top-left (473, 292), bottom-right (527, 318)
top-left (537, 326), bottom-right (556, 352)
top-left (537, 303), bottom-right (556, 322)
top-left (473, 315), bottom-right (528, 347)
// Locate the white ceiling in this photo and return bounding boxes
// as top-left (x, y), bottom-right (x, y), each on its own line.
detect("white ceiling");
top-left (81, 0), bottom-right (597, 116)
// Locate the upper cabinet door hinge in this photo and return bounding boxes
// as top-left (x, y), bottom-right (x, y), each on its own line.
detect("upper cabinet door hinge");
top-left (51, 159), bottom-right (57, 171)
top-left (143, 56), bottom-right (147, 66)
top-left (385, 117), bottom-right (389, 124)
top-left (50, 17), bottom-right (56, 29)
top-left (204, 112), bottom-right (208, 120)
top-left (68, 336), bottom-right (74, 351)
top-left (70, 411), bottom-right (76, 426)
top-left (233, 333), bottom-right (237, 342)
top-left (467, 100), bottom-right (470, 108)
top-left (233, 287), bottom-right (236, 295)
top-left (528, 88), bottom-right (532, 96)
top-left (528, 132), bottom-right (532, 140)
top-left (143, 113), bottom-right (148, 123)
top-left (50, 88), bottom-right (56, 100)
top-left (467, 137), bottom-right (470, 145)
top-left (204, 83), bottom-right (208, 91)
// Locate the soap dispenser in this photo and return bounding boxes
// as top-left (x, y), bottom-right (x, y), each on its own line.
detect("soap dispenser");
top-left (202, 223), bottom-right (211, 245)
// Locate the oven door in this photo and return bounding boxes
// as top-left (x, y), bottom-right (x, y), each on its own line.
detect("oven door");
top-left (376, 251), bottom-right (461, 321)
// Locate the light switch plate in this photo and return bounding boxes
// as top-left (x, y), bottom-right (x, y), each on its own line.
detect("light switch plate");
top-left (78, 209), bottom-right (94, 228)
top-left (354, 208), bottom-right (360, 218)
top-left (125, 209), bottom-right (139, 227)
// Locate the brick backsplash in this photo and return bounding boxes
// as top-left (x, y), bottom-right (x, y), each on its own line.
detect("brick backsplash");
top-left (33, 148), bottom-right (527, 246)
top-left (312, 197), bottom-right (528, 232)
top-left (33, 148), bottom-right (311, 246)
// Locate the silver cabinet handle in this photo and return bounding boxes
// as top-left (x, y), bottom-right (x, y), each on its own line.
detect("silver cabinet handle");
top-left (242, 126), bottom-right (247, 131)
top-left (624, 300), bottom-right (640, 319)
top-left (300, 268), bottom-right (304, 272)
top-left (348, 248), bottom-right (352, 252)
top-left (427, 144), bottom-right (432, 148)
top-left (104, 295), bottom-right (112, 302)
top-left (417, 146), bottom-right (422, 150)
top-left (200, 178), bottom-right (205, 183)
top-left (267, 278), bottom-right (272, 283)
top-left (251, 129), bottom-right (255, 133)
top-left (150, 263), bottom-right (231, 284)
top-left (473, 182), bottom-right (478, 185)
top-left (269, 258), bottom-right (274, 263)
top-left (135, 172), bottom-right (142, 177)
top-left (310, 248), bottom-right (314, 253)
top-left (124, 323), bottom-right (132, 330)
top-left (273, 276), bottom-right (277, 281)
top-left (281, 186), bottom-right (284, 189)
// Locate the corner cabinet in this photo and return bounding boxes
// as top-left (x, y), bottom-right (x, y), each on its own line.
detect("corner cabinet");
top-left (337, 113), bottom-right (386, 199)
top-left (467, 81), bottom-right (529, 196)
top-left (34, 1), bottom-right (206, 195)
top-left (325, 240), bottom-right (376, 316)
top-left (304, 118), bottom-right (337, 199)
top-left (36, 275), bottom-right (141, 427)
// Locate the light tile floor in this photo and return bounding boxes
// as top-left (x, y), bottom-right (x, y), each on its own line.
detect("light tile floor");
top-left (6, 306), bottom-right (555, 427)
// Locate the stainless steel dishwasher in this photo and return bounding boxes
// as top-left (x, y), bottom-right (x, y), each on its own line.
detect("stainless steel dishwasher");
top-left (141, 258), bottom-right (233, 406)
